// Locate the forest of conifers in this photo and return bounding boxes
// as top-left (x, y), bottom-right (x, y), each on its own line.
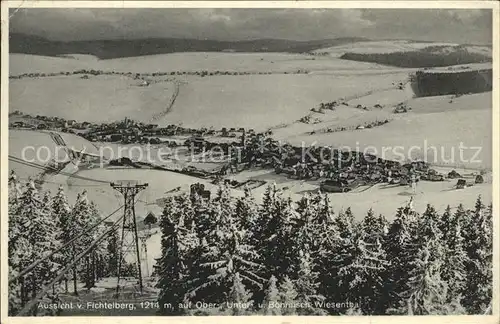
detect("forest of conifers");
top-left (154, 184), bottom-right (492, 315)
top-left (8, 171), bottom-right (493, 316)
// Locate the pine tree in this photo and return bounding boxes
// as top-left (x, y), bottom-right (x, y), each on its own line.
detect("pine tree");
top-left (293, 194), bottom-right (320, 253)
top-left (311, 194), bottom-right (341, 313)
top-left (257, 196), bottom-right (296, 281)
top-left (156, 197), bottom-right (198, 315)
top-left (190, 190), bottom-right (212, 239)
top-left (347, 210), bottom-right (388, 314)
top-left (262, 275), bottom-right (281, 315)
top-left (71, 192), bottom-right (102, 289)
top-left (335, 207), bottom-right (356, 239)
top-left (187, 222), bottom-right (263, 306)
top-left (89, 205), bottom-right (107, 286)
top-left (278, 276), bottom-right (298, 315)
top-left (186, 185), bottom-right (264, 307)
top-left (461, 196), bottom-right (493, 314)
top-left (314, 194), bottom-right (335, 240)
top-left (17, 180), bottom-right (61, 315)
top-left (253, 184), bottom-right (281, 246)
top-left (70, 191), bottom-right (100, 292)
top-left (439, 205), bottom-right (467, 311)
top-left (383, 205), bottom-right (419, 313)
top-left (51, 185), bottom-right (73, 292)
top-left (324, 208), bottom-right (359, 313)
top-left (224, 273), bottom-right (253, 315)
top-left (8, 171), bottom-right (23, 314)
top-left (398, 204), bottom-right (448, 315)
top-left (105, 225), bottom-right (120, 277)
top-left (234, 187), bottom-right (258, 234)
top-left (363, 208), bottom-right (379, 236)
top-left (404, 241), bottom-right (448, 315)
top-left (293, 250), bottom-right (326, 315)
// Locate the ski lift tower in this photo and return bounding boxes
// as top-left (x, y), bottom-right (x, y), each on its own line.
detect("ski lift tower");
top-left (110, 180), bottom-right (148, 296)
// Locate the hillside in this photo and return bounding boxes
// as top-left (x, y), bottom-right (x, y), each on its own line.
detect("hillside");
top-left (9, 33), bottom-right (367, 59)
top-left (10, 75), bottom-right (177, 123)
top-left (8, 129), bottom-right (100, 179)
top-left (9, 52), bottom-right (408, 129)
top-left (313, 40), bottom-right (461, 56)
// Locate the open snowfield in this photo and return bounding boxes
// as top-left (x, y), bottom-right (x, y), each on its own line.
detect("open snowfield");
top-left (232, 169), bottom-right (492, 218)
top-left (43, 168), bottom-right (215, 216)
top-left (284, 109), bottom-right (491, 170)
top-left (158, 72), bottom-right (409, 130)
top-left (271, 107), bottom-right (394, 140)
top-left (10, 52), bottom-right (397, 76)
top-left (313, 40), bottom-right (459, 56)
top-left (312, 40), bottom-right (492, 57)
top-left (9, 129), bottom-right (100, 179)
top-left (10, 75), bottom-right (177, 123)
top-left (10, 52), bottom-right (411, 129)
top-left (271, 88), bottom-right (492, 170)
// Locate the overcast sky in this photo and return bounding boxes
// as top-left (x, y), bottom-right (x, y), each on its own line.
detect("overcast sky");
top-left (9, 8), bottom-right (493, 44)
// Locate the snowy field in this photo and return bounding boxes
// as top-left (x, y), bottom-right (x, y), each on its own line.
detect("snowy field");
top-left (158, 73), bottom-right (409, 130)
top-left (9, 129), bottom-right (100, 179)
top-left (10, 75), bottom-right (177, 123)
top-left (312, 40), bottom-right (491, 57)
top-left (9, 52), bottom-right (397, 76)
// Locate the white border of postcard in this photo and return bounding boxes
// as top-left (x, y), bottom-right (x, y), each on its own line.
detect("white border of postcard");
top-left (1, 1), bottom-right (499, 323)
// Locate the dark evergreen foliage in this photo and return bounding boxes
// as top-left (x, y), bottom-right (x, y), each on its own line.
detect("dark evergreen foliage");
top-left (8, 175), bottom-right (493, 316)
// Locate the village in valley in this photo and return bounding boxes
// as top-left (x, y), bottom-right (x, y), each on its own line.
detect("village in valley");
top-left (9, 107), bottom-right (488, 193)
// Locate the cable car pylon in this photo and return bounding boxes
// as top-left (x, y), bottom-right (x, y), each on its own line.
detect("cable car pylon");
top-left (110, 181), bottom-right (148, 296)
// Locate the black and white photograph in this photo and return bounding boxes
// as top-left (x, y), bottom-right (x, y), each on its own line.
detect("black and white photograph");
top-left (2, 2), bottom-right (498, 319)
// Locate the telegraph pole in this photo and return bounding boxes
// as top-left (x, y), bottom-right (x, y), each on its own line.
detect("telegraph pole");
top-left (110, 181), bottom-right (148, 296)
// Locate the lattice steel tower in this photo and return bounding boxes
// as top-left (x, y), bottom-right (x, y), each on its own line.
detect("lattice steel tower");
top-left (110, 181), bottom-right (148, 295)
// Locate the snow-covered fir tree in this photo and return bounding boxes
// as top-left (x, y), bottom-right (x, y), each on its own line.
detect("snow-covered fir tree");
top-left (293, 194), bottom-right (321, 254)
top-left (292, 250), bottom-right (326, 315)
top-left (278, 276), bottom-right (298, 315)
top-left (187, 216), bottom-right (264, 307)
top-left (262, 275), bottom-right (281, 315)
top-left (461, 197), bottom-right (493, 314)
top-left (8, 171), bottom-right (23, 315)
top-left (156, 196), bottom-right (199, 314)
top-left (16, 180), bottom-right (61, 315)
top-left (51, 185), bottom-right (73, 292)
top-left (252, 184), bottom-right (282, 246)
top-left (383, 205), bottom-right (419, 313)
top-left (234, 187), bottom-right (258, 235)
top-left (398, 205), bottom-right (448, 315)
top-left (223, 272), bottom-right (253, 315)
top-left (438, 205), bottom-right (467, 313)
top-left (344, 208), bottom-right (388, 314)
top-left (256, 195), bottom-right (296, 282)
top-left (327, 208), bottom-right (358, 314)
top-left (70, 191), bottom-right (101, 291)
top-left (105, 225), bottom-right (120, 277)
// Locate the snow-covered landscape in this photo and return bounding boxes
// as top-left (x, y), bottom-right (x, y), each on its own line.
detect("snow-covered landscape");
top-left (6, 7), bottom-right (495, 318)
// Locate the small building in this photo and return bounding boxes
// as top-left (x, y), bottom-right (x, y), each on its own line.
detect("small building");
top-left (456, 179), bottom-right (467, 189)
top-left (144, 212), bottom-right (158, 227)
top-left (475, 174), bottom-right (484, 184)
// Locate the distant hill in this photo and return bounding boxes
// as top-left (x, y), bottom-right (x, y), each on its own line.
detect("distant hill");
top-left (340, 49), bottom-right (491, 68)
top-left (9, 33), bottom-right (368, 59)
